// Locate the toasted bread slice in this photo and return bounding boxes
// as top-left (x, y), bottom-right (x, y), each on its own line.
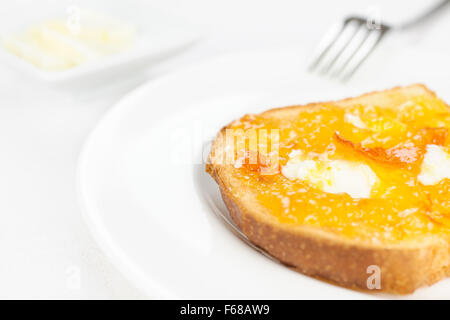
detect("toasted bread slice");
top-left (206, 84), bottom-right (450, 294)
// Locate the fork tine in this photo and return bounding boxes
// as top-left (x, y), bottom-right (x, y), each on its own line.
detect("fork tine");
top-left (339, 28), bottom-right (384, 81)
top-left (319, 20), bottom-right (362, 75)
top-left (329, 25), bottom-right (370, 78)
top-left (308, 19), bottom-right (353, 72)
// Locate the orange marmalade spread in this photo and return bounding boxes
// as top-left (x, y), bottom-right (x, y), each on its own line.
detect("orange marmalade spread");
top-left (228, 94), bottom-right (450, 244)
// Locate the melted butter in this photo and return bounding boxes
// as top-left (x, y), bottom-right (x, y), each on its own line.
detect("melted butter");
top-left (418, 145), bottom-right (450, 185)
top-left (281, 152), bottom-right (378, 199)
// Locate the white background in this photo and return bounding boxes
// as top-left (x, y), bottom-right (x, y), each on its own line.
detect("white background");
top-left (0, 0), bottom-right (448, 299)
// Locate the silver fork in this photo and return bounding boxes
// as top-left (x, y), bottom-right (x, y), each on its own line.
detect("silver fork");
top-left (309, 0), bottom-right (450, 81)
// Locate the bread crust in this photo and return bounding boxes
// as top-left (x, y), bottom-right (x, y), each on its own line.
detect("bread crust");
top-left (206, 84), bottom-right (450, 294)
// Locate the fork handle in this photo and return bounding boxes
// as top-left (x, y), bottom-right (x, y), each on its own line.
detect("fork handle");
top-left (398, 0), bottom-right (450, 30)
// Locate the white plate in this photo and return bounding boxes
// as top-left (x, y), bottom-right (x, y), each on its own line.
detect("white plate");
top-left (0, 1), bottom-right (200, 84)
top-left (77, 47), bottom-right (450, 299)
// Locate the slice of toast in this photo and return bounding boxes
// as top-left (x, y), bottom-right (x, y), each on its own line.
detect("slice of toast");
top-left (206, 84), bottom-right (450, 294)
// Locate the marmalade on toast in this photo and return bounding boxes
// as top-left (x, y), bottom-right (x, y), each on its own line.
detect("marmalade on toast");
top-left (226, 93), bottom-right (450, 244)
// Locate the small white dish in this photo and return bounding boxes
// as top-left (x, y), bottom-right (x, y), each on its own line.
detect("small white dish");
top-left (77, 47), bottom-right (450, 299)
top-left (0, 3), bottom-right (200, 84)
